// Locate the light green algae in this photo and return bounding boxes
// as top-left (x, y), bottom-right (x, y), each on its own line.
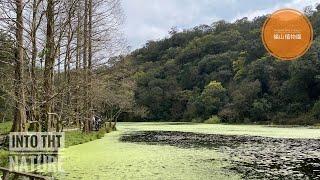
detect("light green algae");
top-left (36, 122), bottom-right (319, 179)
top-left (118, 122), bottom-right (320, 139)
top-left (53, 130), bottom-right (239, 180)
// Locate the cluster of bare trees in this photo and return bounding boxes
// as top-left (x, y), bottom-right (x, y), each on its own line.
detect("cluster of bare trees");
top-left (0, 0), bottom-right (126, 132)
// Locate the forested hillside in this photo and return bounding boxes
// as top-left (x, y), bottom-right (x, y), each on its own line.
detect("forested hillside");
top-left (125, 6), bottom-right (320, 124)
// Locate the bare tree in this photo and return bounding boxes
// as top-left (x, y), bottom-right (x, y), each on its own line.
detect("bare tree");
top-left (41, 0), bottom-right (55, 131)
top-left (12, 0), bottom-right (28, 132)
top-left (0, 0), bottom-right (126, 132)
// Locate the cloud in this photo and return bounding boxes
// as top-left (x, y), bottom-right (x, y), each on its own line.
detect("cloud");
top-left (122, 0), bottom-right (319, 50)
top-left (122, 0), bottom-right (218, 49)
top-left (233, 0), bottom-right (319, 21)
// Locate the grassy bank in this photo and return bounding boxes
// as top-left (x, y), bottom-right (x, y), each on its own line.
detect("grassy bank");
top-left (0, 122), bottom-right (109, 148)
top-left (65, 130), bottom-right (106, 147)
top-left (0, 122), bottom-right (111, 168)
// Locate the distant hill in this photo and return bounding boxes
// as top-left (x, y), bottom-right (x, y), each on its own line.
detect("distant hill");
top-left (125, 6), bottom-right (320, 125)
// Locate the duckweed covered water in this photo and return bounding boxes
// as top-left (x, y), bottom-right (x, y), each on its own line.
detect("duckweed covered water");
top-left (45, 123), bottom-right (319, 179)
top-left (55, 131), bottom-right (239, 179)
top-left (121, 130), bottom-right (320, 179)
top-left (118, 122), bottom-right (320, 139)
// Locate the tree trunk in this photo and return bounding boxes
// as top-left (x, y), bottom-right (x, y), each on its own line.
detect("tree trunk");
top-left (87, 0), bottom-right (93, 131)
top-left (82, 0), bottom-right (89, 132)
top-left (64, 9), bottom-right (72, 126)
top-left (42, 0), bottom-right (55, 132)
top-left (29, 0), bottom-right (38, 124)
top-left (12, 0), bottom-right (28, 132)
top-left (75, 2), bottom-right (82, 129)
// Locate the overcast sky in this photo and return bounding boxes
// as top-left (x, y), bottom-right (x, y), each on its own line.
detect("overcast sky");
top-left (122, 0), bottom-right (319, 50)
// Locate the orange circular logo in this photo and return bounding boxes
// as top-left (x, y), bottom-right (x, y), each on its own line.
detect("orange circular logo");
top-left (262, 9), bottom-right (313, 61)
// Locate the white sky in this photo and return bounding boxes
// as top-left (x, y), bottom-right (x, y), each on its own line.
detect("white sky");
top-left (122, 0), bottom-right (319, 50)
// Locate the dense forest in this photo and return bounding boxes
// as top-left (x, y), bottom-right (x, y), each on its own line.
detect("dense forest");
top-left (119, 5), bottom-right (320, 125)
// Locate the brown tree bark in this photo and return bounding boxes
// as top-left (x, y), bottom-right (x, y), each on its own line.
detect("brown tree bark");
top-left (87, 0), bottom-right (93, 131)
top-left (29, 0), bottom-right (39, 125)
top-left (12, 0), bottom-right (28, 132)
top-left (42, 0), bottom-right (55, 132)
top-left (82, 0), bottom-right (89, 132)
top-left (64, 3), bottom-right (73, 126)
top-left (75, 2), bottom-right (82, 129)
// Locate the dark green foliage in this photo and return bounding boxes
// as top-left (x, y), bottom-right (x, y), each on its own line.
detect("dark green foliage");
top-left (126, 9), bottom-right (320, 124)
top-left (199, 81), bottom-right (227, 118)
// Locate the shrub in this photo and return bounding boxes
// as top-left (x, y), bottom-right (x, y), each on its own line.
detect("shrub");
top-left (96, 129), bottom-right (106, 138)
top-left (312, 100), bottom-right (320, 120)
top-left (250, 98), bottom-right (271, 121)
top-left (218, 105), bottom-right (238, 123)
top-left (0, 121), bottom-right (12, 135)
top-left (272, 112), bottom-right (315, 125)
top-left (204, 116), bottom-right (221, 124)
top-left (191, 118), bottom-right (202, 123)
top-left (272, 112), bottom-right (288, 124)
top-left (0, 150), bottom-right (9, 167)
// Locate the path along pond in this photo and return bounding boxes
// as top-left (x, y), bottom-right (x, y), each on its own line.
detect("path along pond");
top-left (37, 123), bottom-right (320, 179)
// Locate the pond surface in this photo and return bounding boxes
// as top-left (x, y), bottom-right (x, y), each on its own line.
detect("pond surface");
top-left (121, 130), bottom-right (320, 179)
top-left (45, 123), bottom-right (320, 179)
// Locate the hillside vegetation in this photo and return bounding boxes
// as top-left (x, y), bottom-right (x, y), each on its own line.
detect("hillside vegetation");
top-left (122, 6), bottom-right (320, 125)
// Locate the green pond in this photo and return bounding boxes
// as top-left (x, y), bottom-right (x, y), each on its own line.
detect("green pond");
top-left (38, 122), bottom-right (320, 179)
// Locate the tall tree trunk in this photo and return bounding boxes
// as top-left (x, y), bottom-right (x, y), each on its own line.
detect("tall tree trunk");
top-left (82, 0), bottom-right (89, 132)
top-left (42, 0), bottom-right (55, 132)
top-left (30, 0), bottom-right (38, 124)
top-left (64, 13), bottom-right (72, 126)
top-left (12, 0), bottom-right (28, 132)
top-left (75, 3), bottom-right (82, 129)
top-left (88, 0), bottom-right (93, 130)
top-left (88, 0), bottom-right (92, 71)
